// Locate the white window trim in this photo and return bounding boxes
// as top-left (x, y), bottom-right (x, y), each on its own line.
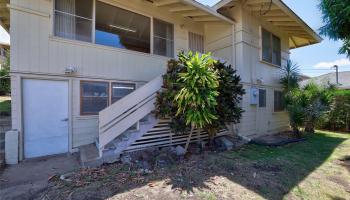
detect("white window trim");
top-left (52, 0), bottom-right (175, 58)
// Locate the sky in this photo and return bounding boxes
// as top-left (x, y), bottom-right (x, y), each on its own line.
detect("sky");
top-left (0, 0), bottom-right (349, 77)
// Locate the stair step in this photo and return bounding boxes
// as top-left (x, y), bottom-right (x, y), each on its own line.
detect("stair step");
top-left (79, 144), bottom-right (103, 168)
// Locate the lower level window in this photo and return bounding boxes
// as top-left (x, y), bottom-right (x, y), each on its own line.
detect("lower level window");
top-left (111, 83), bottom-right (136, 103)
top-left (80, 81), bottom-right (137, 115)
top-left (80, 81), bottom-right (109, 115)
top-left (259, 89), bottom-right (266, 108)
top-left (274, 90), bottom-right (284, 112)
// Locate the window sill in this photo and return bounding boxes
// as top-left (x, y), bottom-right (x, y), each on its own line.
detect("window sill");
top-left (260, 60), bottom-right (281, 68)
top-left (49, 36), bottom-right (172, 60)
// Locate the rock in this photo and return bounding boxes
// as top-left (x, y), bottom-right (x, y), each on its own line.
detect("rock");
top-left (214, 136), bottom-right (234, 151)
top-left (141, 160), bottom-right (152, 170)
top-left (175, 145), bottom-right (186, 156)
top-left (120, 154), bottom-right (132, 165)
top-left (188, 144), bottom-right (201, 155)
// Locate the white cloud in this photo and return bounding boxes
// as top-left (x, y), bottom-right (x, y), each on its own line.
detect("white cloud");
top-left (313, 58), bottom-right (350, 69)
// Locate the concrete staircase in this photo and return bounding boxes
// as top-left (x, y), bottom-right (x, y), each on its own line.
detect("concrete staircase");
top-left (79, 115), bottom-right (158, 167)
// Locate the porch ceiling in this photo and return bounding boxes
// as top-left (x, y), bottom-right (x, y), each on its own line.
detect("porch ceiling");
top-left (215, 0), bottom-right (322, 49)
top-left (0, 0), bottom-right (9, 31)
top-left (149, 0), bottom-right (234, 24)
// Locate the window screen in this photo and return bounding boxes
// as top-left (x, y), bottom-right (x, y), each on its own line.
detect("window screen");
top-left (189, 32), bottom-right (204, 53)
top-left (81, 81), bottom-right (109, 115)
top-left (54, 0), bottom-right (93, 42)
top-left (262, 28), bottom-right (281, 66)
top-left (153, 19), bottom-right (174, 57)
top-left (95, 1), bottom-right (150, 53)
top-left (111, 82), bottom-right (136, 104)
top-left (274, 90), bottom-right (284, 112)
top-left (259, 89), bottom-right (266, 107)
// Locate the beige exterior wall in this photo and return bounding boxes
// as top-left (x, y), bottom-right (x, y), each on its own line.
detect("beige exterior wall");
top-left (9, 0), bottom-right (290, 160)
top-left (9, 0), bottom-right (213, 157)
top-left (223, 4), bottom-right (289, 138)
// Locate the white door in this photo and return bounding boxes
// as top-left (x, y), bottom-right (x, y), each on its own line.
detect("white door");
top-left (23, 79), bottom-right (69, 158)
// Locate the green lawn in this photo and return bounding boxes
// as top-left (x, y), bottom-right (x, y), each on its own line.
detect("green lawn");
top-left (0, 96), bottom-right (11, 115)
top-left (43, 131), bottom-right (350, 200)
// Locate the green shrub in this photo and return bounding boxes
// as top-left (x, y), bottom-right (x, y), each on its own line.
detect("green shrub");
top-left (155, 51), bottom-right (245, 148)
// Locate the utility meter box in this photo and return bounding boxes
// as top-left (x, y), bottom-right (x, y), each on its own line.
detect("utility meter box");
top-left (250, 87), bottom-right (258, 105)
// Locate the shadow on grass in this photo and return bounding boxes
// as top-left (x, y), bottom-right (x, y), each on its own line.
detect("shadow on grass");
top-left (45, 131), bottom-right (349, 200)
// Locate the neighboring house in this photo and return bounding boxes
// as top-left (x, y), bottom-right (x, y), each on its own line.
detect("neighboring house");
top-left (300, 71), bottom-right (350, 90)
top-left (0, 42), bottom-right (9, 69)
top-left (298, 74), bottom-right (310, 81)
top-left (0, 0), bottom-right (321, 165)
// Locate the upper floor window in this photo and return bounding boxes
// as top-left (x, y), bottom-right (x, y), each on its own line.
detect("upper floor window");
top-left (95, 1), bottom-right (150, 53)
top-left (54, 0), bottom-right (176, 57)
top-left (54, 0), bottom-right (93, 42)
top-left (153, 19), bottom-right (174, 57)
top-left (189, 32), bottom-right (204, 53)
top-left (262, 28), bottom-right (281, 66)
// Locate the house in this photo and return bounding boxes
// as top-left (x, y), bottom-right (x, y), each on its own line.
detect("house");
top-left (300, 71), bottom-right (350, 90)
top-left (1, 0), bottom-right (321, 165)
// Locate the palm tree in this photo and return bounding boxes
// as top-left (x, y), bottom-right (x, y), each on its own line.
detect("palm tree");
top-left (280, 60), bottom-right (300, 93)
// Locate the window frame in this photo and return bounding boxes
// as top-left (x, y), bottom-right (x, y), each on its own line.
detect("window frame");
top-left (53, 0), bottom-right (177, 57)
top-left (260, 27), bottom-right (282, 67)
top-left (188, 31), bottom-right (204, 53)
top-left (153, 18), bottom-right (175, 57)
top-left (80, 80), bottom-right (138, 116)
top-left (80, 80), bottom-right (110, 116)
top-left (258, 88), bottom-right (266, 108)
top-left (111, 82), bottom-right (137, 104)
top-left (273, 90), bottom-right (284, 112)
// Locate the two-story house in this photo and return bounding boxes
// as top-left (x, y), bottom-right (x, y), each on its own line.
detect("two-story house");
top-left (1, 0), bottom-right (321, 165)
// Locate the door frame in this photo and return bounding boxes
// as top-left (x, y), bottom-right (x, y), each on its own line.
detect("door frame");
top-left (20, 76), bottom-right (73, 160)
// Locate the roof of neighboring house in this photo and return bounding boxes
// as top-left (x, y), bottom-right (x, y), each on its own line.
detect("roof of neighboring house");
top-left (213, 0), bottom-right (322, 49)
top-left (300, 71), bottom-right (350, 90)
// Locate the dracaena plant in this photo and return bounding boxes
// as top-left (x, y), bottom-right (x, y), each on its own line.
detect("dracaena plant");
top-left (174, 52), bottom-right (219, 129)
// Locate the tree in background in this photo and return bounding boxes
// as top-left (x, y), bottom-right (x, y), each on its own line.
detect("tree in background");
top-left (319, 90), bottom-right (350, 132)
top-left (0, 50), bottom-right (10, 95)
top-left (319, 0), bottom-right (350, 57)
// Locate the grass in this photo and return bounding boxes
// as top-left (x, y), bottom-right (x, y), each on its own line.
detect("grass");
top-left (43, 131), bottom-right (350, 200)
top-left (0, 96), bottom-right (11, 115)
